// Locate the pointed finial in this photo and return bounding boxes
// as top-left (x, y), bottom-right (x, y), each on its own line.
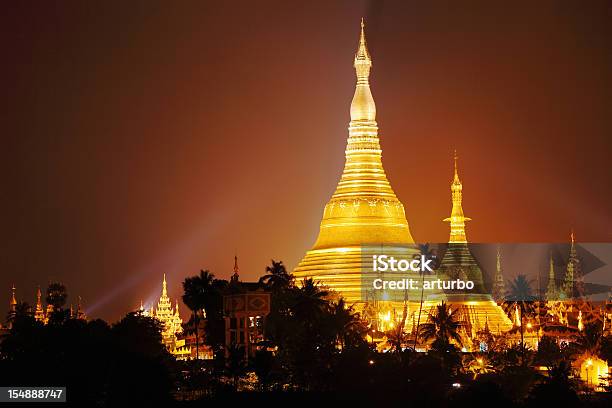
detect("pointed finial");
top-left (570, 229), bottom-right (575, 245)
top-left (10, 284), bottom-right (17, 306)
top-left (231, 255), bottom-right (240, 283)
top-left (453, 150), bottom-right (460, 180)
top-left (496, 245), bottom-right (501, 270)
top-left (354, 18), bottom-right (372, 76)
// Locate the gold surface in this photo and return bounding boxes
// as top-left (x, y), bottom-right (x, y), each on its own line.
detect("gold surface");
top-left (293, 21), bottom-right (415, 303)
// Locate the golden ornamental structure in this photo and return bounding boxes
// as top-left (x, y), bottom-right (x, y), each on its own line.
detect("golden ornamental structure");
top-left (293, 20), bottom-right (416, 303)
top-left (435, 155), bottom-right (513, 337)
top-left (141, 274), bottom-right (191, 359)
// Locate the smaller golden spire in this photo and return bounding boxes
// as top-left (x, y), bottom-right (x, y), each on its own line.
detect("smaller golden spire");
top-left (444, 151), bottom-right (471, 243)
top-left (496, 245), bottom-right (501, 271)
top-left (570, 229), bottom-right (577, 258)
top-left (453, 150), bottom-right (459, 182)
top-left (162, 273), bottom-right (167, 297)
top-left (10, 285), bottom-right (17, 310)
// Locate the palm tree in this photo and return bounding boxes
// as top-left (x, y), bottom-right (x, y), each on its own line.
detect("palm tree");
top-left (46, 282), bottom-right (68, 324)
top-left (573, 321), bottom-right (603, 358)
top-left (293, 278), bottom-right (328, 323)
top-left (7, 301), bottom-right (32, 328)
top-left (504, 274), bottom-right (536, 363)
top-left (46, 282), bottom-right (67, 309)
top-left (418, 301), bottom-right (462, 347)
top-left (226, 343), bottom-right (246, 390)
top-left (328, 298), bottom-right (363, 350)
top-left (413, 243), bottom-right (436, 351)
top-left (182, 270), bottom-right (214, 360)
top-left (259, 260), bottom-right (293, 291)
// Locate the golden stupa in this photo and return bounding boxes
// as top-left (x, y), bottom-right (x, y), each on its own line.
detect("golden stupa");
top-left (294, 21), bottom-right (512, 341)
top-left (293, 20), bottom-right (417, 303)
top-left (433, 153), bottom-right (513, 336)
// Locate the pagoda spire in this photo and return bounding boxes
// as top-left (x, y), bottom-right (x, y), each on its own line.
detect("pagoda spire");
top-left (9, 284), bottom-right (17, 312)
top-left (443, 151), bottom-right (471, 243)
top-left (34, 286), bottom-right (45, 322)
top-left (231, 255), bottom-right (240, 283)
top-left (293, 19), bottom-right (416, 304)
top-left (562, 230), bottom-right (582, 299)
top-left (492, 246), bottom-right (506, 303)
top-left (162, 273), bottom-right (167, 297)
top-left (315, 18), bottom-right (413, 245)
top-left (546, 251), bottom-right (557, 300)
top-left (350, 18), bottom-right (375, 123)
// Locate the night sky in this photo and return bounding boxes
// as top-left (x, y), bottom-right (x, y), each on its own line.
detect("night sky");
top-left (2, 1), bottom-right (611, 321)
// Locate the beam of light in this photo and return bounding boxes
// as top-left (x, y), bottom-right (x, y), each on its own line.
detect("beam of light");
top-left (86, 208), bottom-right (231, 319)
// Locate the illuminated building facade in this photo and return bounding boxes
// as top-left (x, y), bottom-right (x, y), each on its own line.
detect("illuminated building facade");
top-left (223, 257), bottom-right (271, 359)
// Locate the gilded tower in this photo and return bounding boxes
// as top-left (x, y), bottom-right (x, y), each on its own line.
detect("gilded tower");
top-left (9, 285), bottom-right (16, 313)
top-left (437, 153), bottom-right (485, 293)
top-left (545, 252), bottom-right (557, 301)
top-left (34, 287), bottom-right (46, 323)
top-left (435, 154), bottom-right (512, 336)
top-left (154, 274), bottom-right (184, 349)
top-left (562, 231), bottom-right (582, 299)
top-left (443, 152), bottom-right (471, 243)
top-left (492, 246), bottom-right (505, 304)
top-left (293, 21), bottom-right (416, 303)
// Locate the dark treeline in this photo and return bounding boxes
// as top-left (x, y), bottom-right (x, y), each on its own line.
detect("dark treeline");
top-left (1, 266), bottom-right (611, 407)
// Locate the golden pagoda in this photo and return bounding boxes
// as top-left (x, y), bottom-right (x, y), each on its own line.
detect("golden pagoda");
top-left (9, 285), bottom-right (16, 313)
top-left (34, 286), bottom-right (46, 323)
top-left (146, 274), bottom-right (191, 359)
top-left (434, 154), bottom-right (512, 337)
top-left (293, 20), bottom-right (417, 303)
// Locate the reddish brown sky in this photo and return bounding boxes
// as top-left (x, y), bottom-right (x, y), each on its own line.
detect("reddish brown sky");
top-left (1, 1), bottom-right (611, 321)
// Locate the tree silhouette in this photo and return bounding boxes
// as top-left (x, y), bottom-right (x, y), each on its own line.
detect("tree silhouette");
top-left (504, 274), bottom-right (536, 363)
top-left (259, 259), bottom-right (293, 291)
top-left (182, 269), bottom-right (214, 360)
top-left (419, 301), bottom-right (462, 347)
top-left (413, 243), bottom-right (436, 351)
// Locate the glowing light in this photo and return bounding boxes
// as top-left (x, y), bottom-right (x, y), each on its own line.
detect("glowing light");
top-left (293, 20), bottom-right (416, 304)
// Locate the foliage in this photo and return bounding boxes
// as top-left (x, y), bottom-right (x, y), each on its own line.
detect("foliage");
top-left (418, 301), bottom-right (462, 347)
